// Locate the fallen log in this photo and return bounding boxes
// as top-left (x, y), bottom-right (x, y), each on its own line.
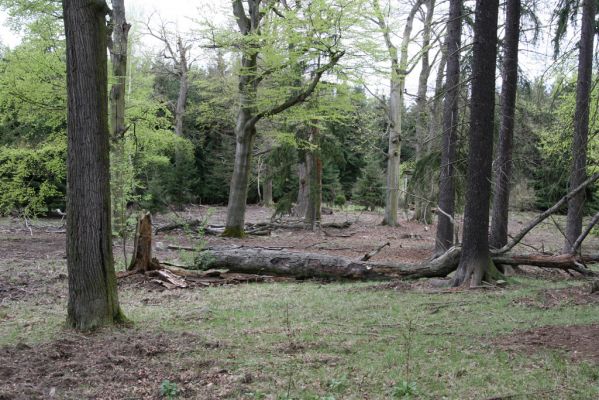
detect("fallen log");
top-left (491, 253), bottom-right (599, 276)
top-left (187, 246), bottom-right (597, 280)
top-left (195, 246), bottom-right (462, 280)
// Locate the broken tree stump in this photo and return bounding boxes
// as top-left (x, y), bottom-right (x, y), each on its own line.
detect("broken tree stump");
top-left (128, 211), bottom-right (160, 273)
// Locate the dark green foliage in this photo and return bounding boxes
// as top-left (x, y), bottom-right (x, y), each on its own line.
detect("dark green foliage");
top-left (352, 156), bottom-right (385, 210)
top-left (0, 133), bottom-right (66, 216)
top-left (132, 129), bottom-right (198, 211)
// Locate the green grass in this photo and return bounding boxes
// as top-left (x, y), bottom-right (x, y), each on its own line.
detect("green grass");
top-left (2, 275), bottom-right (599, 399)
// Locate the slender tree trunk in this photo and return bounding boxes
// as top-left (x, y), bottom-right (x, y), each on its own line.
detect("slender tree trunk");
top-left (174, 37), bottom-right (189, 137)
top-left (412, 0), bottom-right (436, 224)
top-left (295, 160), bottom-right (310, 218)
top-left (305, 125), bottom-right (322, 229)
top-left (434, 0), bottom-right (462, 256)
top-left (428, 44), bottom-right (448, 153)
top-left (414, 0), bottom-right (435, 159)
top-left (452, 0), bottom-right (500, 287)
top-left (108, 0), bottom-right (129, 141)
top-left (377, 0), bottom-right (424, 226)
top-left (490, 0), bottom-right (521, 250)
top-left (224, 123), bottom-right (256, 237)
top-left (63, 0), bottom-right (125, 330)
top-left (263, 174), bottom-right (273, 207)
top-left (564, 0), bottom-right (595, 253)
top-left (383, 81), bottom-right (403, 226)
top-left (108, 0), bottom-right (130, 240)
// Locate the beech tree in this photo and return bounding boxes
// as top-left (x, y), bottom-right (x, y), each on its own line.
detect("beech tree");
top-left (489, 0), bottom-right (521, 250)
top-left (372, 0), bottom-right (426, 226)
top-left (63, 0), bottom-right (125, 330)
top-left (434, 0), bottom-right (462, 256)
top-left (223, 0), bottom-right (347, 237)
top-left (562, 0), bottom-right (596, 253)
top-left (452, 0), bottom-right (500, 287)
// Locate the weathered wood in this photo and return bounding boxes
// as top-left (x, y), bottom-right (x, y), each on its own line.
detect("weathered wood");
top-left (194, 246), bottom-right (462, 280)
top-left (186, 246), bottom-right (597, 280)
top-left (128, 211), bottom-right (160, 272)
top-left (360, 242), bottom-right (390, 261)
top-left (491, 253), bottom-right (598, 276)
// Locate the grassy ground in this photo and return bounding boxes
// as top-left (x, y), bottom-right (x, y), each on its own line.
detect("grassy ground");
top-left (2, 208), bottom-right (599, 399)
top-left (2, 259), bottom-right (599, 399)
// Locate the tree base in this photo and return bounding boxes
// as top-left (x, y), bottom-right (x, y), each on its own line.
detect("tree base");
top-left (222, 226), bottom-right (246, 238)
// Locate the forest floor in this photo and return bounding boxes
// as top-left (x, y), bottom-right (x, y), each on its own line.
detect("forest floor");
top-left (1, 206), bottom-right (599, 399)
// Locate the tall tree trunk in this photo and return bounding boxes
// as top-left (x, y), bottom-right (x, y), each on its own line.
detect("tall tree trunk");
top-left (63, 0), bottom-right (125, 330)
top-left (564, 0), bottom-right (595, 253)
top-left (375, 0), bottom-right (424, 226)
top-left (490, 0), bottom-right (521, 250)
top-left (263, 174), bottom-right (273, 207)
top-left (295, 159), bottom-right (310, 218)
top-left (452, 0), bottom-right (500, 287)
top-left (108, 0), bottom-right (129, 141)
top-left (428, 43), bottom-right (448, 153)
top-left (305, 124), bottom-right (322, 229)
top-left (174, 36), bottom-right (189, 136)
top-left (108, 0), bottom-right (130, 240)
top-left (224, 115), bottom-right (256, 237)
top-left (434, 0), bottom-right (462, 256)
top-left (224, 0), bottom-right (343, 236)
top-left (412, 0), bottom-right (436, 224)
top-left (414, 0), bottom-right (435, 159)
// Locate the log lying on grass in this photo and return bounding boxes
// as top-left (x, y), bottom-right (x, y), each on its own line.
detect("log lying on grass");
top-left (187, 246), bottom-right (597, 280)
top-left (195, 246), bottom-right (462, 280)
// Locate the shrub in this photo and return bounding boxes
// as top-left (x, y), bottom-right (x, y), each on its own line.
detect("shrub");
top-left (0, 134), bottom-right (66, 217)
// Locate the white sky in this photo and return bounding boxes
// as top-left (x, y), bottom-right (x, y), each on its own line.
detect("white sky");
top-left (0, 0), bottom-right (571, 98)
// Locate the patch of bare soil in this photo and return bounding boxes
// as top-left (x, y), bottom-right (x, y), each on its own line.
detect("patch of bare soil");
top-left (513, 285), bottom-right (599, 309)
top-left (497, 324), bottom-right (599, 364)
top-left (0, 330), bottom-right (249, 400)
top-left (0, 233), bottom-right (65, 262)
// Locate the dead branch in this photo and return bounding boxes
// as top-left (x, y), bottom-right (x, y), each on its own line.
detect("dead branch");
top-left (571, 211), bottom-right (599, 255)
top-left (360, 242), bottom-right (391, 261)
top-left (495, 172), bottom-right (599, 254)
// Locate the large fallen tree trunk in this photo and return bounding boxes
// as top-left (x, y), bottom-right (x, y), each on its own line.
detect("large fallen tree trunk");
top-left (198, 246), bottom-right (462, 280)
top-left (190, 246), bottom-right (597, 280)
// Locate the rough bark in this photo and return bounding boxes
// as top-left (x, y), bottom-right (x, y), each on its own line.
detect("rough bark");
top-left (198, 246), bottom-right (462, 280)
top-left (564, 0), bottom-right (595, 253)
top-left (63, 0), bottom-right (125, 330)
top-left (490, 0), bottom-right (521, 250)
top-left (434, 0), bottom-right (462, 256)
top-left (453, 0), bottom-right (500, 287)
top-left (188, 246), bottom-right (596, 280)
top-left (128, 211), bottom-right (160, 272)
